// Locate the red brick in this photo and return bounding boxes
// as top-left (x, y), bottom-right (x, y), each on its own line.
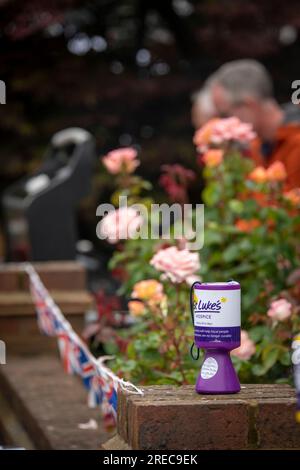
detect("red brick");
top-left (127, 397), bottom-right (248, 450)
top-left (117, 388), bottom-right (129, 442)
top-left (108, 385), bottom-right (299, 450)
top-left (256, 399), bottom-right (300, 449)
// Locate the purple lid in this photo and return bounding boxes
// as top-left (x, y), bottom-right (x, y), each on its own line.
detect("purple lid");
top-left (193, 281), bottom-right (240, 291)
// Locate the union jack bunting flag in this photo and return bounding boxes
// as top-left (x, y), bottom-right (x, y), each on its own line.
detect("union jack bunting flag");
top-left (56, 320), bottom-right (74, 374)
top-left (108, 386), bottom-right (118, 413)
top-left (30, 282), bottom-right (57, 336)
top-left (73, 343), bottom-right (96, 390)
top-left (68, 340), bottom-right (80, 375)
top-left (88, 373), bottom-right (118, 429)
top-left (88, 375), bottom-right (105, 408)
top-left (102, 399), bottom-right (117, 430)
top-left (103, 382), bottom-right (118, 428)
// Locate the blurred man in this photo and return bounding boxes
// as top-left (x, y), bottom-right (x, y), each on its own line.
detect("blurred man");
top-left (207, 59), bottom-right (300, 189)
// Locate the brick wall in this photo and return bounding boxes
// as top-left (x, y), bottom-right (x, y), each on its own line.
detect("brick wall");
top-left (103, 384), bottom-right (300, 450)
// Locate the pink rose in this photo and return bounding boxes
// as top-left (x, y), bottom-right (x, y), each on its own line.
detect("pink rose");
top-left (102, 147), bottom-right (140, 174)
top-left (99, 207), bottom-right (143, 244)
top-left (267, 298), bottom-right (292, 322)
top-left (186, 275), bottom-right (202, 286)
top-left (150, 246), bottom-right (200, 284)
top-left (231, 330), bottom-right (256, 361)
top-left (211, 117), bottom-right (256, 145)
top-left (193, 117), bottom-right (255, 153)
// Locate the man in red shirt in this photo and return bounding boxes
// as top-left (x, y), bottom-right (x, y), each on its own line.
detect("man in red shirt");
top-left (207, 59), bottom-right (300, 190)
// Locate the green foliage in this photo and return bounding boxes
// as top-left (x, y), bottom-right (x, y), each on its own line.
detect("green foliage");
top-left (101, 145), bottom-right (300, 385)
top-left (198, 151), bottom-right (300, 383)
top-left (111, 283), bottom-right (200, 385)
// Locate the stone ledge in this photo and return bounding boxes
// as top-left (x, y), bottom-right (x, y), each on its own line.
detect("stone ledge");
top-left (0, 262), bottom-right (87, 292)
top-left (0, 261), bottom-right (94, 354)
top-left (0, 290), bottom-right (93, 316)
top-left (0, 356), bottom-right (112, 449)
top-left (104, 384), bottom-right (300, 450)
top-left (1, 315), bottom-right (85, 356)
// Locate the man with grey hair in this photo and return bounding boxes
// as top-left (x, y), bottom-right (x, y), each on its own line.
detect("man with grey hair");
top-left (207, 59), bottom-right (300, 189)
top-left (208, 60), bottom-right (283, 142)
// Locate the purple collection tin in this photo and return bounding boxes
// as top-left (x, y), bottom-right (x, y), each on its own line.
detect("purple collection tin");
top-left (192, 281), bottom-right (241, 394)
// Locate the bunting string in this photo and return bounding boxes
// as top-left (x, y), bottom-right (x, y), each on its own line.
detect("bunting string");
top-left (24, 263), bottom-right (143, 428)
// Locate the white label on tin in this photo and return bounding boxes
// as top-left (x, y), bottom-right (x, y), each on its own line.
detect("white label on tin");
top-left (200, 357), bottom-right (218, 379)
top-left (193, 288), bottom-right (240, 328)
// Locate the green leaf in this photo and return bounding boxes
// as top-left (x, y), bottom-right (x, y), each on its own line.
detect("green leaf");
top-left (222, 244), bottom-right (240, 263)
top-left (279, 350), bottom-right (291, 366)
top-left (228, 199), bottom-right (244, 214)
top-left (204, 229), bottom-right (224, 246)
top-left (202, 182), bottom-right (222, 206)
top-left (249, 326), bottom-right (272, 343)
top-left (251, 364), bottom-right (267, 376)
top-left (263, 347), bottom-right (279, 371)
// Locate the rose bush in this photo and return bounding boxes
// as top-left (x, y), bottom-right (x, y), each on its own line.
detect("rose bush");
top-left (91, 123), bottom-right (300, 385)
